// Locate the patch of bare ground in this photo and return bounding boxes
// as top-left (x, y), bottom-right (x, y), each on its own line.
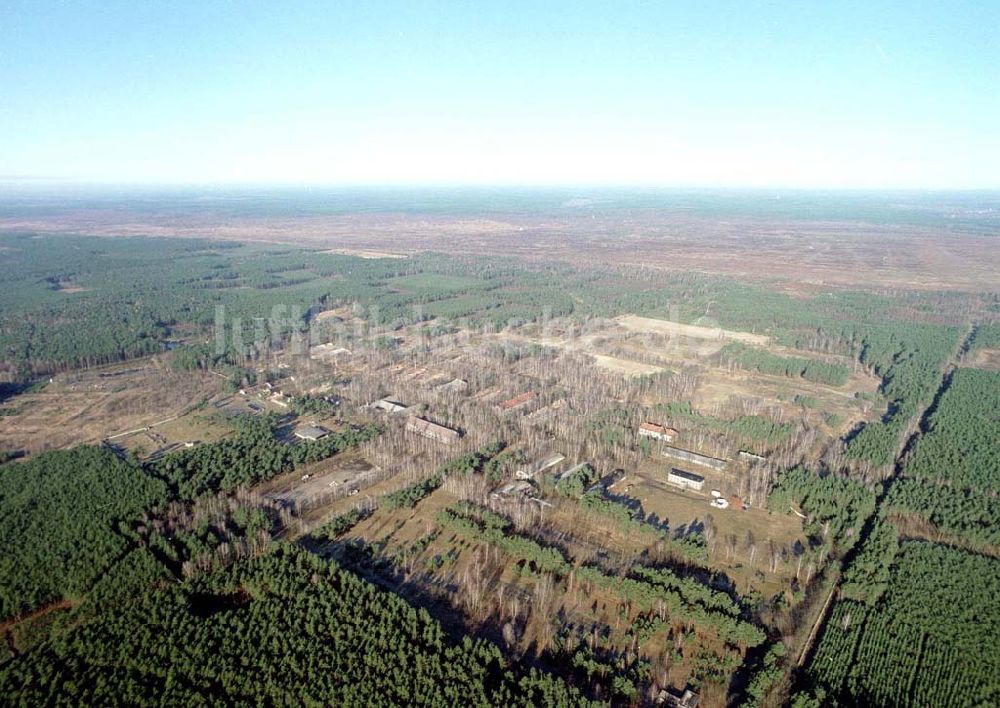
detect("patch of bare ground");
top-left (312, 306), bottom-right (354, 322)
top-left (690, 366), bottom-right (879, 429)
top-left (321, 248), bottom-right (407, 259)
top-left (968, 348), bottom-right (1000, 371)
top-left (262, 450), bottom-right (381, 509)
top-left (0, 357), bottom-right (224, 456)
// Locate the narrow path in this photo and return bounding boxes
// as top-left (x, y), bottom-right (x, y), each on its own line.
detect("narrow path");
top-left (796, 580), bottom-right (838, 668)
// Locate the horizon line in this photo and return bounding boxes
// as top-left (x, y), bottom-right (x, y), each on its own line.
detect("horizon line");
top-left (2, 179), bottom-right (1000, 194)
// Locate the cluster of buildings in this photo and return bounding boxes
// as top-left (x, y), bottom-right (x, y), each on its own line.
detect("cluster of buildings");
top-left (638, 421), bottom-right (750, 511)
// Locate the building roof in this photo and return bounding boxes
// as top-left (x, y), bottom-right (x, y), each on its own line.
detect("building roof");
top-left (371, 398), bottom-right (409, 413)
top-left (437, 378), bottom-right (469, 391)
top-left (516, 452), bottom-right (566, 480)
top-left (662, 445), bottom-right (727, 469)
top-left (406, 417), bottom-right (460, 442)
top-left (495, 480), bottom-right (534, 496)
top-left (294, 425), bottom-right (330, 440)
top-left (500, 391), bottom-right (537, 410)
top-left (668, 468), bottom-right (705, 484)
top-left (639, 422), bottom-right (678, 436)
top-left (555, 461), bottom-right (592, 481)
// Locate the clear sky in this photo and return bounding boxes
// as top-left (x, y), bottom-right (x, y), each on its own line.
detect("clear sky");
top-left (1, 1), bottom-right (998, 188)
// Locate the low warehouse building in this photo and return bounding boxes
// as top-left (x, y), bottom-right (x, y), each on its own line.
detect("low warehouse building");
top-left (437, 378), bottom-right (469, 393)
top-left (499, 391), bottom-right (537, 412)
top-left (662, 446), bottom-right (726, 471)
top-left (370, 398), bottom-right (409, 414)
top-left (667, 468), bottom-right (705, 491)
top-left (406, 417), bottom-right (460, 444)
top-left (294, 425), bottom-right (330, 441)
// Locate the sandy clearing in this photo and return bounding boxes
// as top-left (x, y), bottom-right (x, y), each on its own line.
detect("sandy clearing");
top-left (616, 315), bottom-right (771, 345)
top-left (321, 248), bottom-right (408, 259)
top-left (968, 348), bottom-right (1000, 371)
top-left (590, 353), bottom-right (666, 376)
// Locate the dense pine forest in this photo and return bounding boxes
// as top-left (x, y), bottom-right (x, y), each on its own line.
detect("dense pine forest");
top-left (805, 542), bottom-right (1000, 707)
top-left (0, 546), bottom-right (593, 706)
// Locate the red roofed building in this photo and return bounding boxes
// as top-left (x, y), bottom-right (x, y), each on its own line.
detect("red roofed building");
top-left (499, 391), bottom-right (537, 412)
top-left (638, 422), bottom-right (677, 442)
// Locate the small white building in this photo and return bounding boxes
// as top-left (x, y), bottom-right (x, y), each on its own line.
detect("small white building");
top-left (666, 468), bottom-right (705, 491)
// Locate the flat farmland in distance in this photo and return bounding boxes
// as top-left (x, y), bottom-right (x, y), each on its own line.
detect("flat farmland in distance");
top-left (6, 195), bottom-right (997, 290)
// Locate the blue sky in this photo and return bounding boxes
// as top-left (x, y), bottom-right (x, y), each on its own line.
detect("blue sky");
top-left (1, 1), bottom-right (997, 187)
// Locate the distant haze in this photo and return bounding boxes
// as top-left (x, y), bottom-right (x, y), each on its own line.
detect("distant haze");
top-left (2, 2), bottom-right (998, 188)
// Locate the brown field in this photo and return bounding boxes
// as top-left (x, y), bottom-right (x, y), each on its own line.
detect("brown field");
top-left (589, 353), bottom-right (667, 376)
top-left (113, 408), bottom-right (234, 459)
top-left (262, 450), bottom-right (381, 509)
top-left (690, 366), bottom-right (879, 435)
top-left (489, 313), bottom-right (880, 439)
top-left (3, 207), bottom-right (997, 290)
top-left (0, 358), bottom-right (223, 456)
top-left (321, 248), bottom-right (408, 259)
